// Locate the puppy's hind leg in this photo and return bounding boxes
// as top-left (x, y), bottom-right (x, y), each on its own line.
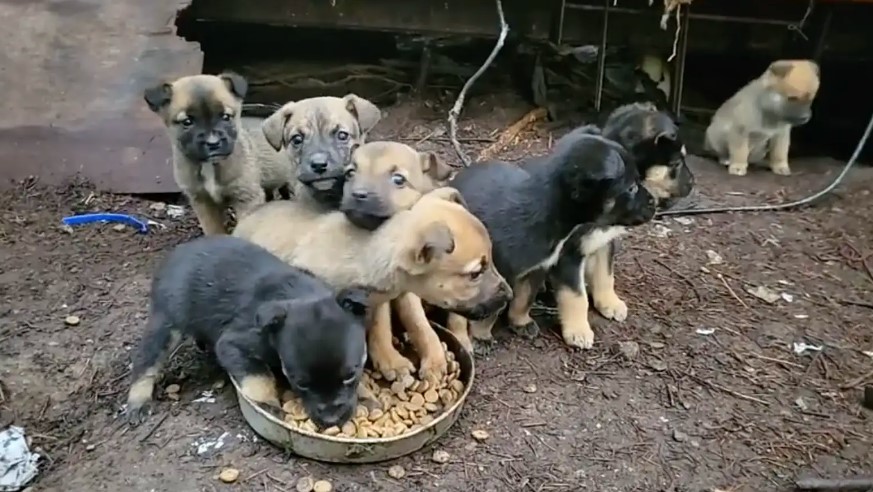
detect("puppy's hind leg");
top-left (393, 293), bottom-right (447, 385)
top-left (586, 242), bottom-right (627, 322)
top-left (506, 270), bottom-right (547, 339)
top-left (551, 248), bottom-right (595, 350)
top-left (214, 330), bottom-right (281, 409)
top-left (368, 302), bottom-right (415, 381)
top-left (125, 312), bottom-right (183, 425)
top-left (189, 195), bottom-right (227, 235)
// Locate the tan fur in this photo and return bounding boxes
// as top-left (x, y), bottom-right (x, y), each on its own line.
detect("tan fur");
top-left (446, 310), bottom-right (474, 353)
top-left (232, 187), bottom-right (510, 375)
top-left (705, 59), bottom-right (820, 177)
top-left (555, 285), bottom-right (594, 349)
top-left (585, 246), bottom-right (627, 321)
top-left (149, 74), bottom-right (294, 234)
top-left (238, 374), bottom-right (281, 408)
top-left (261, 94), bottom-right (382, 205)
top-left (506, 277), bottom-right (537, 328)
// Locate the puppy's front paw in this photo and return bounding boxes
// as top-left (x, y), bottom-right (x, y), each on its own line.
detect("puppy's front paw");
top-left (594, 292), bottom-right (628, 322)
top-left (418, 347), bottom-right (448, 386)
top-left (508, 320), bottom-right (540, 339)
top-left (473, 339), bottom-right (498, 357)
top-left (372, 350), bottom-right (415, 382)
top-left (123, 403), bottom-right (152, 426)
top-left (727, 162), bottom-right (748, 176)
top-left (562, 322), bottom-right (595, 350)
top-left (770, 161), bottom-right (791, 176)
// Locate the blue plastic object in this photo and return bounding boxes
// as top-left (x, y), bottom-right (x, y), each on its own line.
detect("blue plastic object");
top-left (61, 213), bottom-right (149, 234)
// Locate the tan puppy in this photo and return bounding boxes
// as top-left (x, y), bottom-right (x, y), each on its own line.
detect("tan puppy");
top-left (338, 141), bottom-right (454, 382)
top-left (232, 187), bottom-right (512, 383)
top-left (144, 73), bottom-right (293, 235)
top-left (261, 95), bottom-right (382, 211)
top-left (705, 59), bottom-right (821, 176)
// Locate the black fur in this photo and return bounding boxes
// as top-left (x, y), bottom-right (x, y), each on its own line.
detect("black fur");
top-left (127, 236), bottom-right (369, 428)
top-left (600, 102), bottom-right (694, 210)
top-left (450, 128), bottom-right (656, 337)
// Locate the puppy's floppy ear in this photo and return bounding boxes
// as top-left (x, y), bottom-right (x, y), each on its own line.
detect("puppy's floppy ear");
top-left (255, 300), bottom-right (289, 333)
top-left (343, 94), bottom-right (382, 134)
top-left (654, 129), bottom-right (681, 153)
top-left (426, 186), bottom-right (467, 208)
top-left (419, 152), bottom-right (454, 182)
top-left (335, 286), bottom-right (371, 318)
top-left (411, 222), bottom-right (455, 267)
top-left (219, 72), bottom-right (248, 100)
top-left (767, 60), bottom-right (795, 79)
top-left (262, 102), bottom-right (296, 151)
top-left (144, 82), bottom-right (173, 114)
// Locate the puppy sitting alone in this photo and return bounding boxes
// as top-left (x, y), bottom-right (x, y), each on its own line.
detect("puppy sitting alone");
top-left (705, 59), bottom-right (820, 176)
top-left (262, 94), bottom-right (382, 210)
top-left (125, 236), bottom-right (370, 429)
top-left (144, 73), bottom-right (294, 234)
top-left (232, 187), bottom-right (512, 380)
top-left (339, 141), bottom-right (456, 381)
top-left (448, 130), bottom-right (656, 351)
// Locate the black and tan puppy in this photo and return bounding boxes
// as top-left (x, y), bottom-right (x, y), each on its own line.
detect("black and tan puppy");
top-left (124, 235), bottom-right (370, 429)
top-left (705, 59), bottom-right (821, 176)
top-left (233, 187), bottom-right (512, 381)
top-left (261, 95), bottom-right (382, 210)
top-left (562, 102), bottom-right (695, 326)
top-left (144, 73), bottom-right (294, 235)
top-left (340, 141), bottom-right (454, 230)
top-left (447, 129), bottom-right (656, 351)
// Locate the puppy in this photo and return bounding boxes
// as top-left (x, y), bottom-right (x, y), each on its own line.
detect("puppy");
top-left (232, 187), bottom-right (512, 381)
top-left (705, 59), bottom-right (820, 176)
top-left (339, 141), bottom-right (455, 381)
top-left (447, 129), bottom-right (656, 351)
top-left (124, 235), bottom-right (370, 429)
top-left (261, 94), bottom-right (382, 210)
top-left (340, 141), bottom-right (454, 230)
top-left (144, 73), bottom-right (294, 234)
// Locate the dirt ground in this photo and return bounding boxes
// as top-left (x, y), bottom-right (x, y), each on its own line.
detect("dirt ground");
top-left (2, 92), bottom-right (872, 492)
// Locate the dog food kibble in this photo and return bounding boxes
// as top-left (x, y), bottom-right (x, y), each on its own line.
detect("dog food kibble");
top-left (295, 477), bottom-right (315, 492)
top-left (64, 315), bottom-right (80, 326)
top-left (165, 384), bottom-right (181, 394)
top-left (312, 480), bottom-right (332, 492)
top-left (277, 339), bottom-right (465, 440)
top-left (431, 449), bottom-right (450, 464)
top-left (387, 465), bottom-right (406, 479)
top-left (218, 468), bottom-right (240, 483)
top-left (471, 429), bottom-right (490, 441)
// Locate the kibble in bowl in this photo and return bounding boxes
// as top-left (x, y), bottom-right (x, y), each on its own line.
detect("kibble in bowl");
top-left (229, 323), bottom-right (474, 463)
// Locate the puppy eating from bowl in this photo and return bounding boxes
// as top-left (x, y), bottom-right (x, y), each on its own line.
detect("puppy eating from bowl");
top-left (338, 141), bottom-right (458, 382)
top-left (143, 73), bottom-right (295, 235)
top-left (261, 94), bottom-right (382, 210)
top-left (124, 235), bottom-right (371, 430)
top-left (232, 186), bottom-right (512, 383)
top-left (446, 129), bottom-right (657, 352)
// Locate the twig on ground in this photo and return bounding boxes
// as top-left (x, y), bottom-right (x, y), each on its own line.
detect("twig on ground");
top-left (716, 273), bottom-right (749, 309)
top-left (447, 0), bottom-right (509, 167)
top-left (795, 476), bottom-right (873, 491)
top-left (477, 108), bottom-right (548, 161)
top-left (139, 413), bottom-right (169, 443)
top-left (840, 368), bottom-right (873, 390)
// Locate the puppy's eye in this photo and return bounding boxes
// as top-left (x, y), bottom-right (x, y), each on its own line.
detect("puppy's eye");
top-left (342, 373), bottom-right (357, 385)
top-left (344, 168), bottom-right (356, 179)
top-left (628, 183), bottom-right (638, 194)
top-left (220, 113), bottom-right (233, 122)
top-left (391, 173), bottom-right (407, 186)
top-left (296, 381), bottom-right (310, 392)
top-left (469, 269), bottom-right (483, 280)
top-left (290, 134), bottom-right (305, 146)
top-left (336, 130), bottom-right (350, 141)
top-left (180, 118), bottom-right (193, 127)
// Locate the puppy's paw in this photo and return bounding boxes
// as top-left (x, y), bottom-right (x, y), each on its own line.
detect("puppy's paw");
top-left (372, 351), bottom-right (415, 382)
top-left (562, 322), bottom-right (595, 350)
top-left (770, 161), bottom-right (791, 176)
top-left (473, 339), bottom-right (498, 357)
top-left (123, 403), bottom-right (152, 426)
top-left (594, 293), bottom-right (628, 322)
top-left (508, 320), bottom-right (540, 339)
top-left (727, 162), bottom-right (748, 176)
top-left (454, 332), bottom-right (474, 355)
top-left (418, 348), bottom-right (448, 386)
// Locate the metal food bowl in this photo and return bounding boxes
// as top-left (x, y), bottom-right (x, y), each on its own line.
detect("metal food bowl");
top-left (230, 323), bottom-right (475, 463)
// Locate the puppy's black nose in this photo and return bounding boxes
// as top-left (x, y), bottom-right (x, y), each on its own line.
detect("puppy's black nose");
top-left (310, 153), bottom-right (329, 174)
top-left (351, 190), bottom-right (368, 200)
top-left (205, 134), bottom-right (223, 151)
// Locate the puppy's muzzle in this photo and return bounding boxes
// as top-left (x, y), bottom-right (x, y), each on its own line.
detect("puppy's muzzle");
top-left (310, 400), bottom-right (355, 429)
top-left (452, 281), bottom-right (513, 321)
top-left (198, 133), bottom-right (233, 159)
top-left (340, 189), bottom-right (393, 231)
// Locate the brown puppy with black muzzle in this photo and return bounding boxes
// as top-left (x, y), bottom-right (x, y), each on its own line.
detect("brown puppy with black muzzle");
top-left (144, 73), bottom-right (295, 235)
top-left (261, 95), bottom-right (382, 211)
top-left (705, 59), bottom-right (820, 177)
top-left (339, 141), bottom-right (456, 382)
top-left (232, 187), bottom-right (512, 384)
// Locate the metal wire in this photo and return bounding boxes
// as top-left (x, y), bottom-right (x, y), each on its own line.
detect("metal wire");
top-left (657, 109), bottom-right (873, 217)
